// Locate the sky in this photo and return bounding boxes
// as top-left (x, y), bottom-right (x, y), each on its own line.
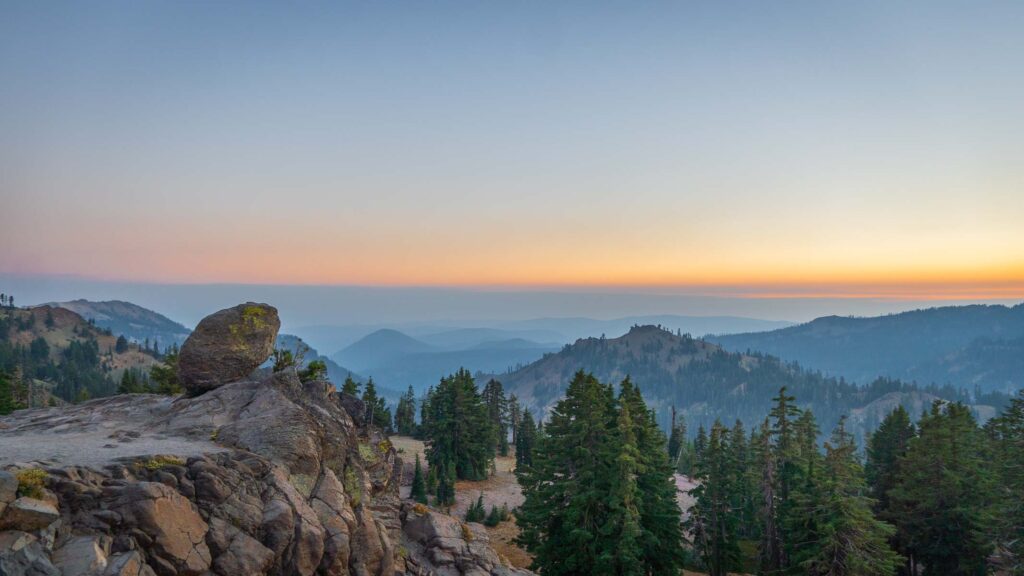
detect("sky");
top-left (2, 1), bottom-right (1023, 304)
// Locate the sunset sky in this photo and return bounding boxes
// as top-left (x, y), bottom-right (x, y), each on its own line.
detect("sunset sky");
top-left (2, 2), bottom-right (1023, 300)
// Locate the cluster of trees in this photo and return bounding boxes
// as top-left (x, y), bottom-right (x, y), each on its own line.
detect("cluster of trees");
top-left (116, 346), bottom-right (183, 395)
top-left (865, 393), bottom-right (1024, 574)
top-left (341, 375), bottom-right (394, 432)
top-left (414, 369), bottom-right (540, 506)
top-left (515, 371), bottom-right (685, 575)
top-left (0, 293), bottom-right (15, 308)
top-left (681, 386), bottom-right (1024, 575)
top-left (683, 387), bottom-right (900, 576)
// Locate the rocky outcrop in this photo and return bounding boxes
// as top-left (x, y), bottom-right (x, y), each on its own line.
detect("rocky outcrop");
top-left (178, 302), bottom-right (280, 395)
top-left (401, 504), bottom-right (532, 576)
top-left (0, 303), bottom-right (533, 576)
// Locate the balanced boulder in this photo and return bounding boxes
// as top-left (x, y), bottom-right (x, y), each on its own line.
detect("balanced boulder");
top-left (178, 303), bottom-right (280, 395)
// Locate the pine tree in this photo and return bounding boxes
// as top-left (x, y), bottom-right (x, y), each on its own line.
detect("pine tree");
top-left (424, 369), bottom-right (494, 481)
top-left (481, 379), bottom-right (509, 456)
top-left (889, 402), bottom-right (995, 575)
top-left (865, 405), bottom-right (915, 570)
top-left (795, 417), bottom-right (902, 576)
top-left (985, 390), bottom-right (1024, 571)
top-left (395, 385), bottom-right (417, 436)
top-left (516, 371), bottom-right (684, 576)
top-left (688, 419), bottom-right (742, 576)
top-left (515, 409), bottom-right (537, 469)
top-left (410, 454), bottom-right (428, 504)
top-left (341, 375), bottom-right (360, 396)
top-left (508, 393), bottom-right (521, 445)
top-left (466, 493), bottom-right (486, 523)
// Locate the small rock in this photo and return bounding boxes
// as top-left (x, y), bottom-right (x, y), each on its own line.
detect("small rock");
top-left (0, 471), bottom-right (17, 507)
top-left (0, 537), bottom-right (60, 576)
top-left (51, 535), bottom-right (108, 576)
top-left (178, 302), bottom-right (280, 395)
top-left (0, 498), bottom-right (60, 531)
top-left (104, 551), bottom-right (157, 576)
top-left (0, 530), bottom-right (36, 552)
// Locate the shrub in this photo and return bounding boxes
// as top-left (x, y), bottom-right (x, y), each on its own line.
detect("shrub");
top-left (16, 468), bottom-right (46, 499)
top-left (465, 493), bottom-right (486, 523)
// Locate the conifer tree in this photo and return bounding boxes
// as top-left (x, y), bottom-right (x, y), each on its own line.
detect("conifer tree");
top-left (515, 409), bottom-right (537, 469)
top-left (424, 369), bottom-right (494, 481)
top-left (395, 385), bottom-right (417, 435)
top-left (341, 375), bottom-right (360, 396)
top-left (688, 419), bottom-right (742, 576)
top-left (481, 379), bottom-right (509, 456)
top-left (795, 417), bottom-right (902, 576)
top-left (889, 402), bottom-right (995, 575)
top-left (865, 405), bottom-right (915, 568)
top-left (516, 371), bottom-right (684, 576)
top-left (410, 454), bottom-right (428, 504)
top-left (985, 391), bottom-right (1024, 570)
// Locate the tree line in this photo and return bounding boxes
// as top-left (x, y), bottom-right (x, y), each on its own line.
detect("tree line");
top-left (679, 386), bottom-right (1024, 575)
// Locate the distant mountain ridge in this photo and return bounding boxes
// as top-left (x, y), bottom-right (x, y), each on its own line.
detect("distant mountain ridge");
top-left (709, 303), bottom-right (1024, 392)
top-left (496, 324), bottom-right (1005, 443)
top-left (49, 299), bottom-right (191, 349)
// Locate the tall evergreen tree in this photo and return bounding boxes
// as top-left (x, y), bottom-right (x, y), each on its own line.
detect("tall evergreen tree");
top-left (395, 385), bottom-right (417, 436)
top-left (516, 371), bottom-right (684, 576)
top-left (889, 402), bottom-right (995, 575)
top-left (688, 419), bottom-right (743, 576)
top-left (515, 409), bottom-right (537, 469)
top-left (985, 390), bottom-right (1024, 572)
top-left (424, 368), bottom-right (494, 481)
top-left (794, 417), bottom-right (902, 576)
top-left (865, 405), bottom-right (915, 571)
top-left (410, 454), bottom-right (428, 504)
top-left (341, 375), bottom-right (360, 396)
top-left (481, 379), bottom-right (509, 456)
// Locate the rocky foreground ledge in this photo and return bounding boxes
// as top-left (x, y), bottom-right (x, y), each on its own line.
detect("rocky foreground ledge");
top-left (0, 303), bottom-right (532, 576)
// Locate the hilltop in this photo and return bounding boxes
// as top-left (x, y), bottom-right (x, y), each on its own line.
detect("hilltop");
top-left (49, 299), bottom-right (191, 348)
top-left (709, 302), bottom-right (1024, 392)
top-left (0, 305), bottom-right (161, 404)
top-left (498, 325), bottom-right (1003, 441)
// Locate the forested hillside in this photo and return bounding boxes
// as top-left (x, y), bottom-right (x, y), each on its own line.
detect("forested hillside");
top-left (499, 325), bottom-right (1007, 442)
top-left (710, 303), bottom-right (1024, 392)
top-left (0, 302), bottom-right (162, 408)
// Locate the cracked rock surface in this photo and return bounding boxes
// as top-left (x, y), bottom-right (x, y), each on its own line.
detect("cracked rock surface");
top-left (0, 304), bottom-right (534, 576)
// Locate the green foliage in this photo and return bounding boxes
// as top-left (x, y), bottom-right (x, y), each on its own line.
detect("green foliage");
top-left (115, 335), bottom-right (129, 354)
top-left (465, 493), bottom-right (486, 523)
top-left (515, 371), bottom-right (685, 576)
top-left (888, 402), bottom-right (996, 575)
top-left (298, 359), bottom-right (327, 382)
top-left (16, 468), bottom-right (47, 499)
top-left (361, 378), bottom-right (393, 432)
top-left (481, 379), bottom-right (509, 456)
top-left (423, 368), bottom-right (494, 482)
top-left (341, 374), bottom-right (360, 396)
top-left (395, 385), bottom-right (417, 436)
top-left (149, 346), bottom-right (182, 395)
top-left (410, 454), bottom-right (428, 504)
top-left (0, 371), bottom-right (25, 415)
top-left (514, 409), bottom-right (536, 469)
top-left (140, 455), bottom-right (186, 470)
top-left (272, 348), bottom-right (297, 372)
top-left (483, 503), bottom-right (510, 527)
top-left (985, 390), bottom-right (1024, 572)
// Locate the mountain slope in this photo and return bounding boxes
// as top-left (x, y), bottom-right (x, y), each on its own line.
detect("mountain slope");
top-left (51, 299), bottom-right (191, 348)
top-left (332, 329), bottom-right (435, 372)
top-left (709, 303), bottom-right (1024, 392)
top-left (498, 325), bottom-right (1002, 443)
top-left (273, 333), bottom-right (362, 385)
top-left (0, 305), bottom-right (160, 403)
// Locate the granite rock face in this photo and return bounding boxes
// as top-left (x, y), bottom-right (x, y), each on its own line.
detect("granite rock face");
top-left (178, 302), bottom-right (280, 395)
top-left (0, 304), bottom-right (532, 576)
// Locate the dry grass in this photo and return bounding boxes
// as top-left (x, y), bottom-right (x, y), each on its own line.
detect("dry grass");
top-left (486, 517), bottom-right (532, 569)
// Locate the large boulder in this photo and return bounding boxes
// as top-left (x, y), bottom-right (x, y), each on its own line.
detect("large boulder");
top-left (178, 303), bottom-right (280, 395)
